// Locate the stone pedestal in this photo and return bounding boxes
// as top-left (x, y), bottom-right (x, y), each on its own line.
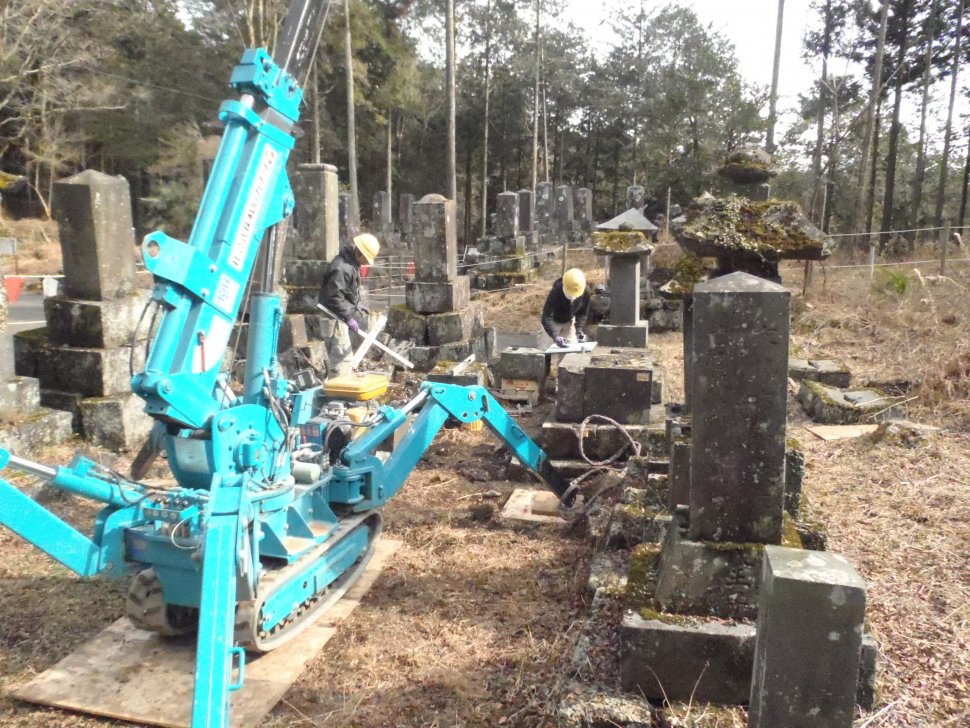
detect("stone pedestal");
top-left (749, 547), bottom-right (867, 728)
top-left (554, 348), bottom-right (659, 426)
top-left (689, 272), bottom-right (789, 544)
top-left (405, 278), bottom-right (470, 314)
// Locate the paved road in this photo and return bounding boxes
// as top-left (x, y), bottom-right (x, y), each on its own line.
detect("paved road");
top-left (7, 292), bottom-right (45, 334)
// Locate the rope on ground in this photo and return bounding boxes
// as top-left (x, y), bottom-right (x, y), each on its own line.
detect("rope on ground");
top-left (558, 414), bottom-right (642, 518)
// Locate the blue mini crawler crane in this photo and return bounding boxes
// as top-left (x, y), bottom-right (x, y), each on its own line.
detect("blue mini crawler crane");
top-left (0, 3), bottom-right (572, 725)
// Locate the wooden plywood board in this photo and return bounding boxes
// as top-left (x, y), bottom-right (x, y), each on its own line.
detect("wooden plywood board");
top-left (500, 488), bottom-right (565, 524)
top-left (805, 424), bottom-right (879, 441)
top-left (11, 539), bottom-right (402, 728)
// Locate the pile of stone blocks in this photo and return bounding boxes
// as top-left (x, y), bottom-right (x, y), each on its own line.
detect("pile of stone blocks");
top-left (540, 347), bottom-right (665, 477)
top-left (13, 171), bottom-right (151, 452)
top-left (591, 231), bottom-right (653, 349)
top-left (384, 194), bottom-right (496, 372)
top-left (574, 272), bottom-right (876, 724)
top-left (789, 357), bottom-right (852, 387)
top-left (470, 191), bottom-right (539, 291)
top-left (492, 346), bottom-right (549, 410)
top-left (0, 265), bottom-right (74, 452)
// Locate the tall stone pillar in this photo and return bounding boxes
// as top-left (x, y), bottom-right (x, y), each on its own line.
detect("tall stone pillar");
top-left (535, 181), bottom-right (555, 242)
top-left (495, 191), bottom-right (520, 239)
top-left (555, 185), bottom-right (574, 240)
top-left (593, 231), bottom-right (652, 349)
top-left (574, 187), bottom-right (593, 234)
top-left (285, 163), bottom-right (340, 315)
top-left (372, 190), bottom-right (392, 234)
top-left (517, 189), bottom-right (537, 249)
top-left (399, 193), bottom-right (415, 243)
top-left (689, 272), bottom-right (789, 544)
top-left (405, 194), bottom-right (467, 312)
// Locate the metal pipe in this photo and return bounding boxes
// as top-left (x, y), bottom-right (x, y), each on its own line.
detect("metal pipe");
top-left (7, 453), bottom-right (56, 480)
top-left (400, 389), bottom-right (429, 416)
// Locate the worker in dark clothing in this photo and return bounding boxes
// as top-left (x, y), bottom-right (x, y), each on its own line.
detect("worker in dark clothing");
top-left (539, 268), bottom-right (590, 348)
top-left (319, 233), bottom-right (379, 377)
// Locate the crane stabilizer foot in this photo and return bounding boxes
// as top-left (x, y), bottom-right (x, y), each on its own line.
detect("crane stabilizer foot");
top-left (235, 511), bottom-right (382, 652)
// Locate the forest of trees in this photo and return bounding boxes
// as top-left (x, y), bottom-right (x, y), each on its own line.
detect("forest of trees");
top-left (0, 0), bottom-right (967, 248)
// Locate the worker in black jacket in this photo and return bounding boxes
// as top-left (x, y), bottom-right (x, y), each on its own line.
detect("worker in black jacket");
top-left (319, 233), bottom-right (379, 377)
top-left (539, 268), bottom-right (590, 348)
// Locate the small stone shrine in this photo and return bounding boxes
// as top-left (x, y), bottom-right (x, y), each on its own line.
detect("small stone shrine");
top-left (590, 230), bottom-right (653, 349)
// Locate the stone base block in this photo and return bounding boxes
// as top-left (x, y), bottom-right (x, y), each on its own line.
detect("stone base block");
top-left (0, 408), bottom-right (74, 452)
top-left (284, 285), bottom-right (323, 314)
top-left (789, 358), bottom-right (851, 388)
top-left (643, 298), bottom-right (682, 332)
top-left (40, 389), bottom-right (85, 430)
top-left (798, 380), bottom-right (903, 424)
top-left (498, 346), bottom-right (548, 381)
top-left (79, 392), bottom-right (153, 451)
top-left (0, 377), bottom-right (40, 413)
top-left (386, 305), bottom-right (428, 342)
top-left (428, 303), bottom-right (483, 346)
top-left (427, 360), bottom-right (487, 387)
top-left (283, 259), bottom-right (330, 287)
top-left (655, 522), bottom-right (764, 621)
top-left (472, 327), bottom-right (499, 363)
top-left (540, 414), bottom-right (666, 461)
top-left (16, 330), bottom-right (132, 397)
top-left (409, 345), bottom-right (441, 372)
top-left (279, 314), bottom-right (308, 351)
top-left (304, 315), bottom-right (335, 341)
top-left (405, 277), bottom-right (470, 314)
top-left (555, 348), bottom-right (656, 425)
top-left (557, 687), bottom-right (654, 728)
top-left (45, 293), bottom-right (150, 349)
top-left (620, 612), bottom-right (756, 704)
top-left (596, 323), bottom-right (649, 349)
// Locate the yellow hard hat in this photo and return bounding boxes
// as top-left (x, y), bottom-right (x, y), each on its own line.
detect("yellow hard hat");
top-left (353, 233), bottom-right (380, 264)
top-left (562, 268), bottom-right (586, 300)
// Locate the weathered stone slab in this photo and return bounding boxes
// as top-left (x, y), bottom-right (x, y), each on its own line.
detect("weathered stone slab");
top-left (398, 193), bottom-right (414, 234)
top-left (40, 389), bottom-right (84, 429)
top-left (283, 259), bottom-right (330, 287)
top-left (596, 324), bottom-right (648, 349)
top-left (0, 408), bottom-right (74, 452)
top-left (79, 392), bottom-right (153, 452)
top-left (583, 359), bottom-right (652, 426)
top-left (404, 277), bottom-right (470, 314)
top-left (798, 380), bottom-right (902, 424)
top-left (289, 163), bottom-right (339, 262)
top-left (749, 546), bottom-right (867, 728)
top-left (278, 315), bottom-right (308, 352)
top-left (408, 345), bottom-right (442, 372)
top-left (0, 376), bottom-right (40, 413)
top-left (427, 303), bottom-right (483, 346)
top-left (45, 293), bottom-right (149, 349)
top-left (690, 272), bottom-right (789, 544)
top-left (555, 352), bottom-right (591, 422)
top-left (35, 343), bottom-right (132, 398)
top-left (386, 305), bottom-right (428, 342)
top-left (668, 438), bottom-right (691, 510)
top-left (51, 170), bottom-right (136, 301)
top-left (498, 346), bottom-right (548, 381)
top-left (426, 360), bottom-right (487, 387)
top-left (413, 194), bottom-right (457, 283)
top-left (372, 190), bottom-right (392, 230)
top-left (608, 255), bottom-right (642, 325)
top-left (788, 358), bottom-right (852, 388)
top-left (620, 612), bottom-right (755, 704)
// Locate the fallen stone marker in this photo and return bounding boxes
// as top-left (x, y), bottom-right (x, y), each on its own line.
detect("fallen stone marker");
top-left (798, 380), bottom-right (904, 424)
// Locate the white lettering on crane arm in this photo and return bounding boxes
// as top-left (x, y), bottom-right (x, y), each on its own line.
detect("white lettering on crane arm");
top-left (228, 144), bottom-right (279, 272)
top-left (213, 274), bottom-right (241, 315)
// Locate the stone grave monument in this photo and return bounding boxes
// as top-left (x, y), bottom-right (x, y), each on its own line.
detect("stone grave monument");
top-left (469, 191), bottom-right (538, 291)
top-left (535, 181), bottom-right (556, 245)
top-left (590, 230), bottom-right (653, 349)
top-left (13, 170), bottom-right (151, 451)
top-left (517, 188), bottom-right (538, 250)
top-left (384, 194), bottom-right (495, 371)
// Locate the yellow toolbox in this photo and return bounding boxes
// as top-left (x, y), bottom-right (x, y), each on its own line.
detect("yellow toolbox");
top-left (323, 373), bottom-right (389, 401)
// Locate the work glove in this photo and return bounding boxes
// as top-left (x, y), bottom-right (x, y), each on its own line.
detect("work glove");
top-left (576, 330), bottom-right (587, 343)
top-left (347, 318), bottom-right (361, 334)
top-left (554, 336), bottom-right (569, 348)
top-left (357, 303), bottom-right (370, 316)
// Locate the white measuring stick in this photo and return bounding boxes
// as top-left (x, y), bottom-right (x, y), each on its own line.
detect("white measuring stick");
top-left (316, 303), bottom-right (415, 369)
top-left (350, 312), bottom-right (387, 369)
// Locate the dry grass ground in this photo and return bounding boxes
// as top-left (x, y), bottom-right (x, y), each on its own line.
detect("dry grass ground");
top-left (0, 244), bottom-right (967, 726)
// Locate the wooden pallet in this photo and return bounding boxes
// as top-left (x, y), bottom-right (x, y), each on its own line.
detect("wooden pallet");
top-left (11, 539), bottom-right (401, 728)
